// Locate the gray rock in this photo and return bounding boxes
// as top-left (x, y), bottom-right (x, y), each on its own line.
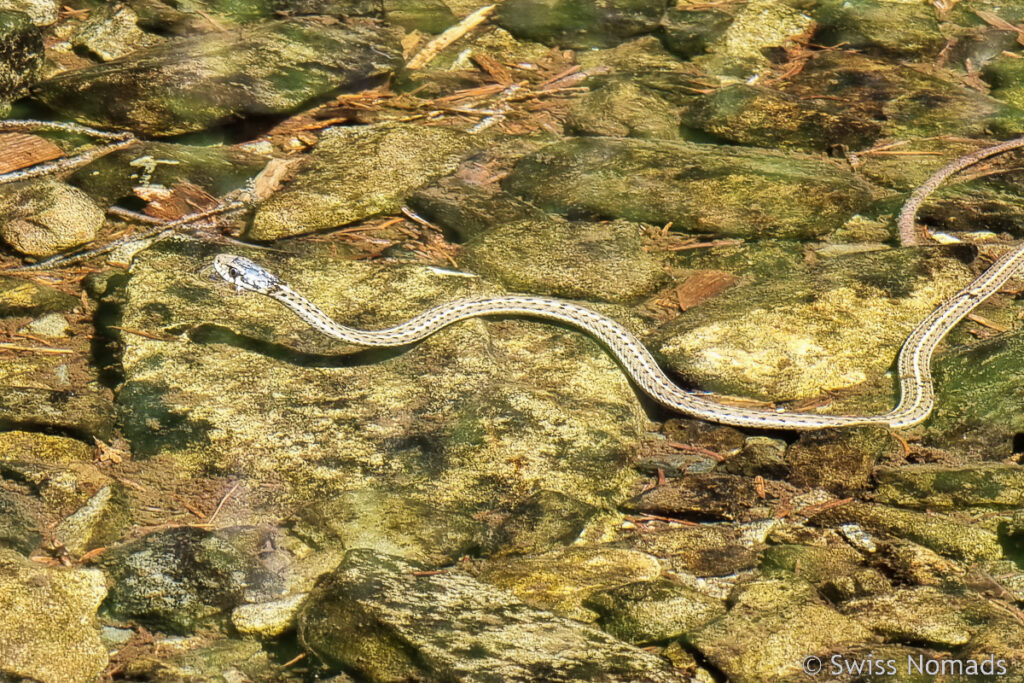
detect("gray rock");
top-left (35, 18), bottom-right (403, 135)
top-left (460, 217), bottom-right (667, 304)
top-left (20, 311), bottom-right (70, 337)
top-left (250, 123), bottom-right (476, 240)
top-left (495, 0), bottom-right (668, 49)
top-left (0, 548), bottom-right (108, 682)
top-left (0, 178), bottom-right (104, 258)
top-left (299, 549), bottom-right (686, 681)
top-left (0, 9), bottom-right (43, 103)
top-left (503, 137), bottom-right (877, 240)
top-left (100, 526), bottom-right (279, 634)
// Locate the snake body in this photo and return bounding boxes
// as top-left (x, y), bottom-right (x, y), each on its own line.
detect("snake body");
top-left (212, 248), bottom-right (1024, 430)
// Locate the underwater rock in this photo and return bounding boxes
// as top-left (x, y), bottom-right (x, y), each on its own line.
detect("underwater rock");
top-left (468, 546), bottom-right (662, 620)
top-left (460, 217), bottom-right (667, 303)
top-left (299, 549), bottom-right (686, 681)
top-left (0, 177), bottom-right (104, 257)
top-left (584, 578), bottom-right (726, 644)
top-left (621, 472), bottom-right (762, 522)
top-left (118, 240), bottom-right (647, 562)
top-left (0, 275), bottom-right (77, 316)
top-left (0, 0), bottom-right (56, 25)
top-left (383, 0), bottom-right (455, 33)
top-left (406, 175), bottom-right (548, 243)
top-left (504, 137), bottom-right (876, 240)
top-left (659, 5), bottom-right (733, 59)
top-left (0, 489), bottom-right (42, 555)
top-left (760, 543), bottom-right (891, 601)
top-left (35, 17), bottom-right (403, 135)
top-left (786, 426), bottom-right (898, 496)
top-left (874, 463), bottom-right (1024, 510)
top-left (100, 526), bottom-right (278, 634)
top-left (685, 577), bottom-right (872, 683)
top-left (566, 80), bottom-right (681, 139)
top-left (54, 482), bottom-right (133, 556)
top-left (0, 430), bottom-right (94, 462)
top-left (481, 489), bottom-right (600, 556)
top-left (810, 502), bottom-right (1003, 563)
top-left (494, 0), bottom-right (667, 49)
top-left (622, 522), bottom-right (763, 576)
top-left (71, 3), bottom-right (164, 61)
top-left (694, 0), bottom-right (814, 79)
top-left (249, 123), bottom-right (476, 240)
top-left (812, 0), bottom-right (944, 57)
top-left (0, 548), bottom-right (108, 683)
top-left (0, 9), bottom-right (43, 105)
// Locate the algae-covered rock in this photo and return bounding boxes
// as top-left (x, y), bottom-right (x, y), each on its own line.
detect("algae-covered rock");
top-left (786, 426), bottom-right (898, 496)
top-left (35, 18), bottom-right (402, 135)
top-left (54, 483), bottom-right (133, 556)
top-left (924, 329), bottom-right (1024, 458)
top-left (0, 9), bottom-right (42, 103)
top-left (0, 276), bottom-right (77, 317)
top-left (70, 141), bottom-right (268, 208)
top-left (780, 51), bottom-right (1024, 139)
top-left (0, 490), bottom-right (42, 555)
top-left (812, 0), bottom-right (944, 57)
top-left (621, 473), bottom-right (761, 522)
top-left (483, 489), bottom-right (599, 556)
top-left (100, 526), bottom-right (278, 634)
top-left (0, 548), bottom-right (108, 682)
top-left (116, 638), bottom-right (272, 682)
top-left (0, 0), bottom-right (56, 25)
top-left (0, 387), bottom-right (116, 440)
top-left (685, 577), bottom-right (872, 683)
top-left (299, 549), bottom-right (686, 681)
top-left (810, 502), bottom-right (1003, 563)
top-left (117, 239), bottom-right (647, 561)
top-left (0, 178), bottom-right (104, 257)
top-left (686, 83), bottom-right (880, 151)
top-left (460, 217), bottom-right (667, 303)
top-left (651, 248), bottom-right (972, 406)
top-left (841, 586), bottom-right (999, 647)
top-left (0, 430), bottom-right (94, 462)
top-left (250, 123), bottom-right (476, 240)
top-left (983, 52), bottom-right (1024, 110)
top-left (382, 0), bottom-right (454, 32)
top-left (469, 546), bottom-right (662, 620)
top-left (622, 523), bottom-right (762, 576)
top-left (232, 592), bottom-right (307, 638)
top-left (494, 0), bottom-right (667, 49)
top-left (504, 137), bottom-right (877, 240)
top-left (566, 81), bottom-right (681, 139)
top-left (71, 3), bottom-right (164, 61)
top-left (695, 0), bottom-right (815, 79)
top-left (761, 543), bottom-right (891, 601)
top-left (585, 578), bottom-right (726, 644)
top-left (406, 175), bottom-right (548, 243)
top-left (874, 463), bottom-right (1024, 510)
top-left (660, 5), bottom-right (733, 58)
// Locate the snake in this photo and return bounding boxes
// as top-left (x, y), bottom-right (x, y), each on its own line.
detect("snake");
top-left (212, 246), bottom-right (1024, 431)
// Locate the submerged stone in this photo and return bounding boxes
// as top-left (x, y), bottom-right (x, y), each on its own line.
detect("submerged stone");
top-left (118, 239), bottom-right (647, 561)
top-left (0, 490), bottom-right (42, 555)
top-left (0, 0), bottom-right (57, 25)
top-left (0, 10), bottom-right (42, 103)
top-left (0, 549), bottom-right (108, 682)
top-left (0, 276), bottom-right (77, 316)
top-left (382, 0), bottom-right (454, 33)
top-left (566, 80), bottom-right (681, 139)
top-left (841, 586), bottom-right (999, 647)
top-left (406, 175), bottom-right (547, 243)
top-left (249, 123), bottom-right (476, 240)
top-left (810, 502), bottom-right (1003, 563)
top-left (660, 5), bottom-right (733, 59)
top-left (299, 549), bottom-right (686, 681)
top-left (585, 578), bottom-right (726, 644)
top-left (494, 0), bottom-right (667, 49)
top-left (925, 329), bottom-right (1024, 458)
top-left (468, 546), bottom-right (662, 620)
top-left (874, 463), bottom-right (1024, 510)
top-left (686, 83), bottom-right (880, 151)
top-left (685, 577), bottom-right (872, 683)
top-left (71, 3), bottom-right (164, 61)
top-left (651, 248), bottom-right (972, 406)
top-left (503, 137), bottom-right (876, 240)
top-left (54, 482), bottom-right (133, 556)
top-left (694, 0), bottom-right (814, 79)
top-left (0, 177), bottom-right (104, 257)
top-left (482, 489), bottom-right (600, 556)
top-left (621, 472), bottom-right (761, 522)
top-left (0, 430), bottom-right (94, 462)
top-left (34, 18), bottom-right (403, 135)
top-left (761, 543), bottom-right (891, 601)
top-left (786, 427), bottom-right (898, 496)
top-left (100, 526), bottom-right (277, 634)
top-left (460, 217), bottom-right (667, 303)
top-left (812, 0), bottom-right (944, 57)
top-left (71, 141), bottom-right (267, 208)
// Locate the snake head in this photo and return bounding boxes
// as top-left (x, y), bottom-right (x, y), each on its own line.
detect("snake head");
top-left (212, 254), bottom-right (281, 294)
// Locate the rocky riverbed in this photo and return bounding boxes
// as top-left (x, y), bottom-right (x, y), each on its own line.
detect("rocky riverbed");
top-left (1, 0), bottom-right (1024, 680)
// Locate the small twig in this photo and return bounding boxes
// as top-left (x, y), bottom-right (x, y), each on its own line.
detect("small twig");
top-left (405, 4), bottom-right (496, 69)
top-left (0, 342), bottom-right (73, 354)
top-left (206, 481), bottom-right (241, 524)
